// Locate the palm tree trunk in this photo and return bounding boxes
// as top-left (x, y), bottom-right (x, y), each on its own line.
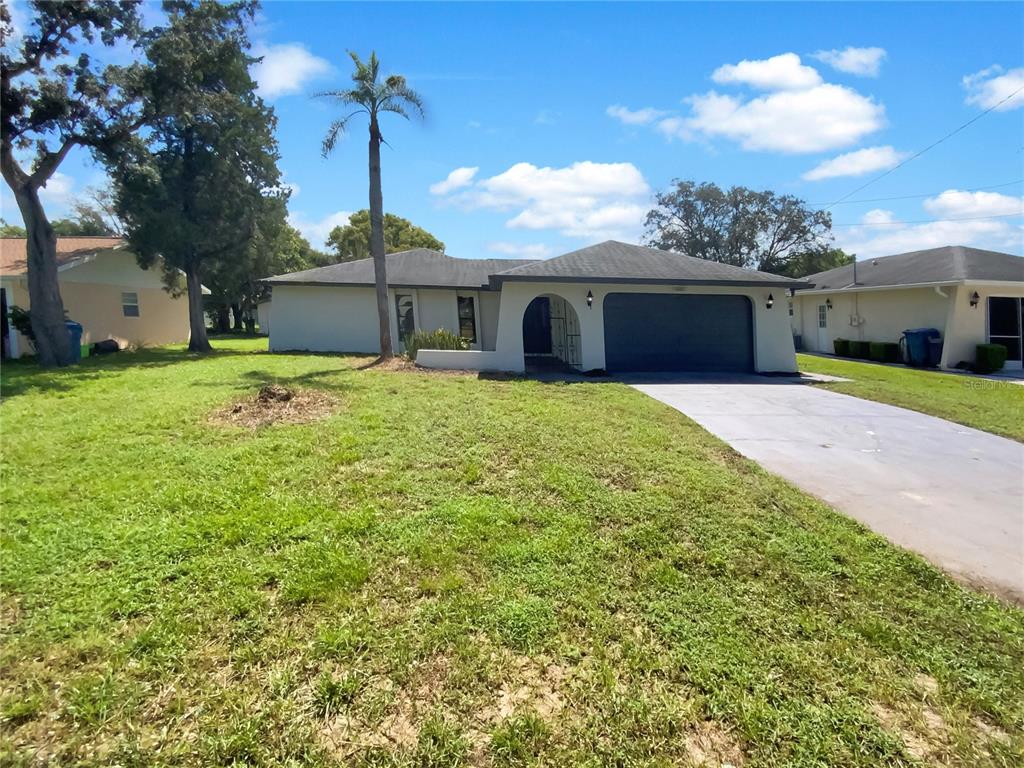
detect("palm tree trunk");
top-left (5, 181), bottom-right (73, 367)
top-left (367, 115), bottom-right (393, 359)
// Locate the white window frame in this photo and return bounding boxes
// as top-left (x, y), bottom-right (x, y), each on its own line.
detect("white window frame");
top-left (122, 291), bottom-right (140, 318)
top-left (817, 304), bottom-right (827, 328)
top-left (456, 291), bottom-right (482, 349)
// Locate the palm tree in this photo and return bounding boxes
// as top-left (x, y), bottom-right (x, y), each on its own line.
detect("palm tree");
top-left (318, 52), bottom-right (424, 360)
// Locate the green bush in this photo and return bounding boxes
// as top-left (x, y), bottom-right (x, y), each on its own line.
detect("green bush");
top-left (833, 338), bottom-right (850, 357)
top-left (869, 341), bottom-right (900, 363)
top-left (404, 328), bottom-right (470, 361)
top-left (975, 343), bottom-right (1008, 374)
top-left (848, 340), bottom-right (871, 359)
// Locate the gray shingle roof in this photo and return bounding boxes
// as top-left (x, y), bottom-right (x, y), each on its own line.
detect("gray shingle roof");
top-left (491, 240), bottom-right (810, 288)
top-left (264, 249), bottom-right (533, 290)
top-left (801, 245), bottom-right (1024, 291)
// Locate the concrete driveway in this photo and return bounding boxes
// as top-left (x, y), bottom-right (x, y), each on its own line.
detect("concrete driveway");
top-left (632, 377), bottom-right (1024, 602)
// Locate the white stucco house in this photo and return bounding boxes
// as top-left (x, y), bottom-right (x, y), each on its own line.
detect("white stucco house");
top-left (791, 245), bottom-right (1024, 370)
top-left (264, 241), bottom-right (807, 374)
top-left (1, 237), bottom-right (198, 359)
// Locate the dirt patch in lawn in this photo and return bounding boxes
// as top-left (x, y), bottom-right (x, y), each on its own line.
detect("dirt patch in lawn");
top-left (871, 701), bottom-right (947, 761)
top-left (684, 720), bottom-right (746, 767)
top-left (210, 385), bottom-right (339, 428)
top-left (361, 356), bottom-right (476, 377)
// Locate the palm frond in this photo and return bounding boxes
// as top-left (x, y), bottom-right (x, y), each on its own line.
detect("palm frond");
top-left (312, 88), bottom-right (360, 104)
top-left (379, 100), bottom-right (410, 120)
top-left (321, 116), bottom-right (352, 157)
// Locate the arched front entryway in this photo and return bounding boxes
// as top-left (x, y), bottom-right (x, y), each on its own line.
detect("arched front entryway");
top-left (522, 294), bottom-right (582, 371)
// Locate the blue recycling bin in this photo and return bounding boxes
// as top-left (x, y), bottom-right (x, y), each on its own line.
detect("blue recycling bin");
top-left (65, 320), bottom-right (83, 363)
top-left (900, 328), bottom-right (940, 367)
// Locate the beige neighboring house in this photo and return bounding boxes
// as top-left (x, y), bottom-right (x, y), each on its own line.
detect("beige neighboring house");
top-left (1, 237), bottom-right (196, 359)
top-left (791, 245), bottom-right (1024, 370)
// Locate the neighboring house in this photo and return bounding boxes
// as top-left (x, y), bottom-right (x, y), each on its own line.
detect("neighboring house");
top-left (0, 237), bottom-right (195, 358)
top-left (265, 240), bottom-right (807, 373)
top-left (791, 245), bottom-right (1024, 370)
top-left (256, 299), bottom-right (272, 336)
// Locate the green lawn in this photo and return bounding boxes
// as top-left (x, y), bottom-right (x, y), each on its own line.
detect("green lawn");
top-left (797, 353), bottom-right (1024, 442)
top-left (2, 339), bottom-right (1022, 767)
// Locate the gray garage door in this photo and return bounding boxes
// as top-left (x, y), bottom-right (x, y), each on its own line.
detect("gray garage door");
top-left (603, 293), bottom-right (754, 372)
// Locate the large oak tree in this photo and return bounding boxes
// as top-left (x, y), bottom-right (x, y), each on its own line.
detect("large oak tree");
top-left (644, 180), bottom-right (852, 278)
top-left (1, 0), bottom-right (142, 366)
top-left (105, 0), bottom-right (283, 352)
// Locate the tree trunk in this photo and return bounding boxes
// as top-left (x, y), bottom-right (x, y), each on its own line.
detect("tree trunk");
top-left (367, 116), bottom-right (393, 359)
top-left (216, 305), bottom-right (230, 333)
top-left (8, 183), bottom-right (73, 367)
top-left (185, 266), bottom-right (212, 352)
top-left (231, 303), bottom-right (243, 331)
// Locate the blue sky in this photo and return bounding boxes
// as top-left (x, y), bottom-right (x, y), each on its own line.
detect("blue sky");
top-left (4, 1), bottom-right (1023, 261)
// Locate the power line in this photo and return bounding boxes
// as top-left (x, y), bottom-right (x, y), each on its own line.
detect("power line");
top-left (811, 179), bottom-right (1024, 207)
top-left (832, 211), bottom-right (1024, 229)
top-left (823, 84), bottom-right (1024, 210)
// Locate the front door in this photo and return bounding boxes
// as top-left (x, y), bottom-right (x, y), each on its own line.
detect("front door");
top-left (988, 296), bottom-right (1023, 369)
top-left (817, 304), bottom-right (829, 352)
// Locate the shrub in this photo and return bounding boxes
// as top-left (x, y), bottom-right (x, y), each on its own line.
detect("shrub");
top-left (849, 340), bottom-right (871, 359)
top-left (404, 328), bottom-right (469, 361)
top-left (975, 343), bottom-right (1008, 374)
top-left (9, 306), bottom-right (34, 347)
top-left (869, 342), bottom-right (900, 363)
top-left (833, 338), bottom-right (850, 357)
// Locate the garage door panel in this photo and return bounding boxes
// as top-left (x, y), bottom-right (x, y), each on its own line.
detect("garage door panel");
top-left (603, 293), bottom-right (753, 372)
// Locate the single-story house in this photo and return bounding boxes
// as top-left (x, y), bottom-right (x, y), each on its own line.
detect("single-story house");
top-left (791, 245), bottom-right (1024, 370)
top-left (265, 240), bottom-right (808, 373)
top-left (1, 237), bottom-right (196, 358)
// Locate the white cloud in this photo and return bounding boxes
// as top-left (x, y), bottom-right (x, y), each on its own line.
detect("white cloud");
top-left (487, 241), bottom-right (554, 259)
top-left (251, 43), bottom-right (332, 99)
top-left (663, 83), bottom-right (884, 153)
top-left (606, 105), bottom-right (670, 126)
top-left (711, 53), bottom-right (822, 91)
top-left (836, 198), bottom-right (1024, 259)
top-left (922, 189), bottom-right (1024, 219)
top-left (429, 167), bottom-right (478, 196)
top-left (534, 109), bottom-right (558, 125)
top-left (288, 210), bottom-right (352, 250)
top-left (436, 161), bottom-right (651, 241)
top-left (812, 47), bottom-right (887, 77)
top-left (802, 145), bottom-right (907, 180)
top-left (39, 172), bottom-right (75, 208)
top-left (962, 66), bottom-right (1024, 111)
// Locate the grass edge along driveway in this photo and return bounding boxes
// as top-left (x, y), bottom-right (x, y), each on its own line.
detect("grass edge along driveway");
top-left (797, 353), bottom-right (1024, 442)
top-left (1, 338), bottom-right (1022, 766)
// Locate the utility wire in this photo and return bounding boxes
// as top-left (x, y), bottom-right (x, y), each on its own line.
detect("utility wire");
top-left (812, 179), bottom-right (1023, 207)
top-left (831, 211), bottom-right (1024, 229)
top-left (823, 84), bottom-right (1024, 210)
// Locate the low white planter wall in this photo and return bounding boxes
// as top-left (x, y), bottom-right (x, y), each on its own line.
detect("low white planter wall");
top-left (416, 349), bottom-right (505, 371)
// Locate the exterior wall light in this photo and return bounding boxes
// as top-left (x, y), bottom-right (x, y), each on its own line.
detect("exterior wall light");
top-left (825, 298), bottom-right (833, 310)
top-left (766, 293), bottom-right (774, 309)
top-left (970, 291), bottom-right (980, 308)
top-left (586, 290), bottom-right (593, 308)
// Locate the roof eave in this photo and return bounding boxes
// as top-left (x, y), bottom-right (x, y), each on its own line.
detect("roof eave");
top-left (489, 274), bottom-right (810, 290)
top-left (795, 279), bottom-right (964, 294)
top-left (261, 278), bottom-right (497, 291)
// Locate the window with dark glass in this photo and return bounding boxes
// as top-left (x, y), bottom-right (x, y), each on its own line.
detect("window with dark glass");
top-left (988, 296), bottom-right (1023, 361)
top-left (122, 292), bottom-right (139, 317)
top-left (395, 293), bottom-right (415, 344)
top-left (457, 296), bottom-right (476, 343)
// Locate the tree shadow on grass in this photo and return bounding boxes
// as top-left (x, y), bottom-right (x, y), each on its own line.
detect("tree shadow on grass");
top-left (0, 345), bottom-right (264, 400)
